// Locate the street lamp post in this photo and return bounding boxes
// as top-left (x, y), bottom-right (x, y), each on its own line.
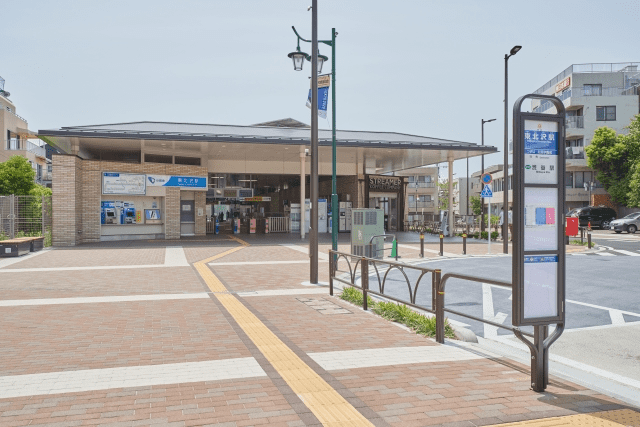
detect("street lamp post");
top-left (288, 7), bottom-right (338, 284)
top-left (504, 45), bottom-right (521, 254)
top-left (414, 175), bottom-right (419, 225)
top-left (584, 181), bottom-right (594, 205)
top-left (481, 118), bottom-right (496, 232)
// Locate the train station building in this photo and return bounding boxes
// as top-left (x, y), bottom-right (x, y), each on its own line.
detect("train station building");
top-left (38, 119), bottom-right (496, 246)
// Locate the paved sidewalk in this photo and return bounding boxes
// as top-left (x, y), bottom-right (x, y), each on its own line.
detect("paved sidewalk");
top-left (0, 239), bottom-right (635, 427)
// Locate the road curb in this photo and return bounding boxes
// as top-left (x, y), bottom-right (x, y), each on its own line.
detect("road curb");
top-left (452, 325), bottom-right (478, 343)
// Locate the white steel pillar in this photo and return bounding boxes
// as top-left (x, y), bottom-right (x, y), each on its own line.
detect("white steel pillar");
top-left (300, 147), bottom-right (306, 239)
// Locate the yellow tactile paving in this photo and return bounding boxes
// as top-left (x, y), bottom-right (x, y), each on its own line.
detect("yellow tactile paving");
top-left (485, 409), bottom-right (640, 427)
top-left (194, 238), bottom-right (374, 427)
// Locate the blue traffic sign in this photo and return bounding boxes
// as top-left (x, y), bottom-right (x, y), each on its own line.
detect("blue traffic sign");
top-left (480, 184), bottom-right (493, 198)
top-left (481, 173), bottom-right (492, 185)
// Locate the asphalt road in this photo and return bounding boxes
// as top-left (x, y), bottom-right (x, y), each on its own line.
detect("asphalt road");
top-left (365, 249), bottom-right (640, 339)
top-left (589, 229), bottom-right (640, 254)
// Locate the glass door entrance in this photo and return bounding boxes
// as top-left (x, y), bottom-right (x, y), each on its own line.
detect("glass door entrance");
top-left (369, 194), bottom-right (398, 232)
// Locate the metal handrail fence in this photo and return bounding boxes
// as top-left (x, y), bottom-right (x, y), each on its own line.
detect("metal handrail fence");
top-left (329, 249), bottom-right (438, 323)
top-left (329, 251), bottom-right (542, 344)
top-left (368, 234), bottom-right (397, 261)
top-left (438, 272), bottom-right (534, 340)
top-left (328, 250), bottom-right (563, 390)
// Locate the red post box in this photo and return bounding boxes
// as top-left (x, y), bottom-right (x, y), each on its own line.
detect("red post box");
top-left (566, 217), bottom-right (579, 236)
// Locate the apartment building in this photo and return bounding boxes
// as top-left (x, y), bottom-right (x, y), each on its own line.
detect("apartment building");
top-left (394, 166), bottom-right (439, 223)
top-left (0, 76), bottom-right (50, 187)
top-left (531, 62), bottom-right (640, 211)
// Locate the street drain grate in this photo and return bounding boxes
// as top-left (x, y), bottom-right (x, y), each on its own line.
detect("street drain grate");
top-left (296, 297), bottom-right (352, 315)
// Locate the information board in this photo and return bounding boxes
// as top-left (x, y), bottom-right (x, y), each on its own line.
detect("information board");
top-left (102, 172), bottom-right (146, 195)
top-left (512, 95), bottom-right (565, 327)
top-left (523, 255), bottom-right (558, 319)
top-left (524, 187), bottom-right (558, 251)
top-left (147, 175), bottom-right (207, 189)
top-left (524, 120), bottom-right (559, 184)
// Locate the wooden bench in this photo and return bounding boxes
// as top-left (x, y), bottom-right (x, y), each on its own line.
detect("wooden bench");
top-left (0, 236), bottom-right (45, 258)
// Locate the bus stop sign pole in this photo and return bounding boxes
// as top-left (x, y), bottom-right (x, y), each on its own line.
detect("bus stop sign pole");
top-left (511, 94), bottom-right (566, 392)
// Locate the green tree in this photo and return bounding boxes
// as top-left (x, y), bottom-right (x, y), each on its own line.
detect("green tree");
top-left (586, 115), bottom-right (640, 205)
top-left (438, 181), bottom-right (457, 211)
top-left (29, 184), bottom-right (52, 197)
top-left (469, 195), bottom-right (482, 215)
top-left (0, 155), bottom-right (36, 195)
top-left (628, 162), bottom-right (640, 207)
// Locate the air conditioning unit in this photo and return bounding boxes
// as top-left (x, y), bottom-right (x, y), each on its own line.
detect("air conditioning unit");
top-left (351, 208), bottom-right (385, 259)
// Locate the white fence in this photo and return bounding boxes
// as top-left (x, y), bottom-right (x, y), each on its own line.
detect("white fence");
top-left (268, 216), bottom-right (290, 233)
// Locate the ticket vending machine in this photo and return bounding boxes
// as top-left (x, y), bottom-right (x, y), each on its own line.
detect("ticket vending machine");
top-left (290, 203), bottom-right (301, 232)
top-left (101, 201), bottom-right (118, 224)
top-left (339, 201), bottom-right (352, 232)
top-left (123, 207), bottom-right (136, 224)
top-left (103, 208), bottom-right (117, 224)
top-left (317, 199), bottom-right (327, 233)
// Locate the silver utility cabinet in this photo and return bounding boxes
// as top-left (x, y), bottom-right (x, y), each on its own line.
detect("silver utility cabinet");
top-left (351, 208), bottom-right (385, 259)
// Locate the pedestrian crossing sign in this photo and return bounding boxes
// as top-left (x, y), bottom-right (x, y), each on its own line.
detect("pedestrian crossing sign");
top-left (481, 184), bottom-right (493, 198)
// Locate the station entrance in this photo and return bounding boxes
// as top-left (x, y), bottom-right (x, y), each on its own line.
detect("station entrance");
top-left (203, 173), bottom-right (364, 236)
top-left (41, 120), bottom-right (496, 246)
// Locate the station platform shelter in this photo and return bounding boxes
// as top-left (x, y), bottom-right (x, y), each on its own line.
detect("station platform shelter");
top-left (38, 119), bottom-right (496, 246)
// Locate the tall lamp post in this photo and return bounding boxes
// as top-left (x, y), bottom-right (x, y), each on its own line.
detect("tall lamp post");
top-left (288, 5), bottom-right (338, 284)
top-left (481, 118), bottom-right (496, 232)
top-left (584, 181), bottom-right (594, 205)
top-left (504, 45), bottom-right (521, 254)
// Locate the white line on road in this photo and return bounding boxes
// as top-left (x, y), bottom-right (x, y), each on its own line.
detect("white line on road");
top-left (0, 264), bottom-right (191, 273)
top-left (0, 358), bottom-right (266, 399)
top-left (0, 249), bottom-right (50, 269)
top-left (237, 288), bottom-right (327, 297)
top-left (164, 246), bottom-right (189, 266)
top-left (609, 309), bottom-right (626, 325)
top-left (566, 299), bottom-right (640, 318)
top-left (397, 243), bottom-right (461, 258)
top-left (482, 283), bottom-right (498, 339)
top-left (609, 249), bottom-right (640, 256)
top-left (596, 252), bottom-right (616, 256)
top-left (0, 293), bottom-right (210, 307)
top-left (210, 260), bottom-right (327, 266)
top-left (279, 244), bottom-right (329, 260)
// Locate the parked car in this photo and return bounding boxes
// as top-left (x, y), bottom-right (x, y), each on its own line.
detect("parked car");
top-left (609, 212), bottom-right (640, 234)
top-left (570, 206), bottom-right (617, 229)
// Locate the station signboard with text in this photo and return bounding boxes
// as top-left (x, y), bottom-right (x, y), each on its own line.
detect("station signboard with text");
top-left (512, 95), bottom-right (566, 327)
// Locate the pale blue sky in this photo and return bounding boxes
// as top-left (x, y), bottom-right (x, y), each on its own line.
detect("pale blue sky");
top-left (2, 0), bottom-right (639, 177)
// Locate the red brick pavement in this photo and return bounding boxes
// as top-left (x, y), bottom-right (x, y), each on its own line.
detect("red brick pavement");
top-left (0, 267), bottom-right (201, 300)
top-left (6, 248), bottom-right (165, 269)
top-left (0, 241), bottom-right (632, 427)
top-left (0, 378), bottom-right (304, 427)
top-left (0, 300), bottom-right (249, 376)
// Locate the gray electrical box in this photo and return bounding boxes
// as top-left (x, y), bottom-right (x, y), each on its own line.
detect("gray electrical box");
top-left (351, 208), bottom-right (385, 259)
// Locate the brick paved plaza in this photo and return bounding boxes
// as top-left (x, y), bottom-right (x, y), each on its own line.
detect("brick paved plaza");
top-left (0, 237), bottom-right (636, 427)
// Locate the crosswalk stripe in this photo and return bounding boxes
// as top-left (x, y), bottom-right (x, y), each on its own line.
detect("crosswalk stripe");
top-left (596, 252), bottom-right (616, 256)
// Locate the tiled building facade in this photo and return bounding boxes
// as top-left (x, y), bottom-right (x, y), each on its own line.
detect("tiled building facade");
top-left (52, 155), bottom-right (207, 246)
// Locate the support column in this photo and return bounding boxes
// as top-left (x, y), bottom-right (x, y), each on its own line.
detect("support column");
top-left (448, 153), bottom-right (454, 237)
top-left (300, 146), bottom-right (306, 240)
